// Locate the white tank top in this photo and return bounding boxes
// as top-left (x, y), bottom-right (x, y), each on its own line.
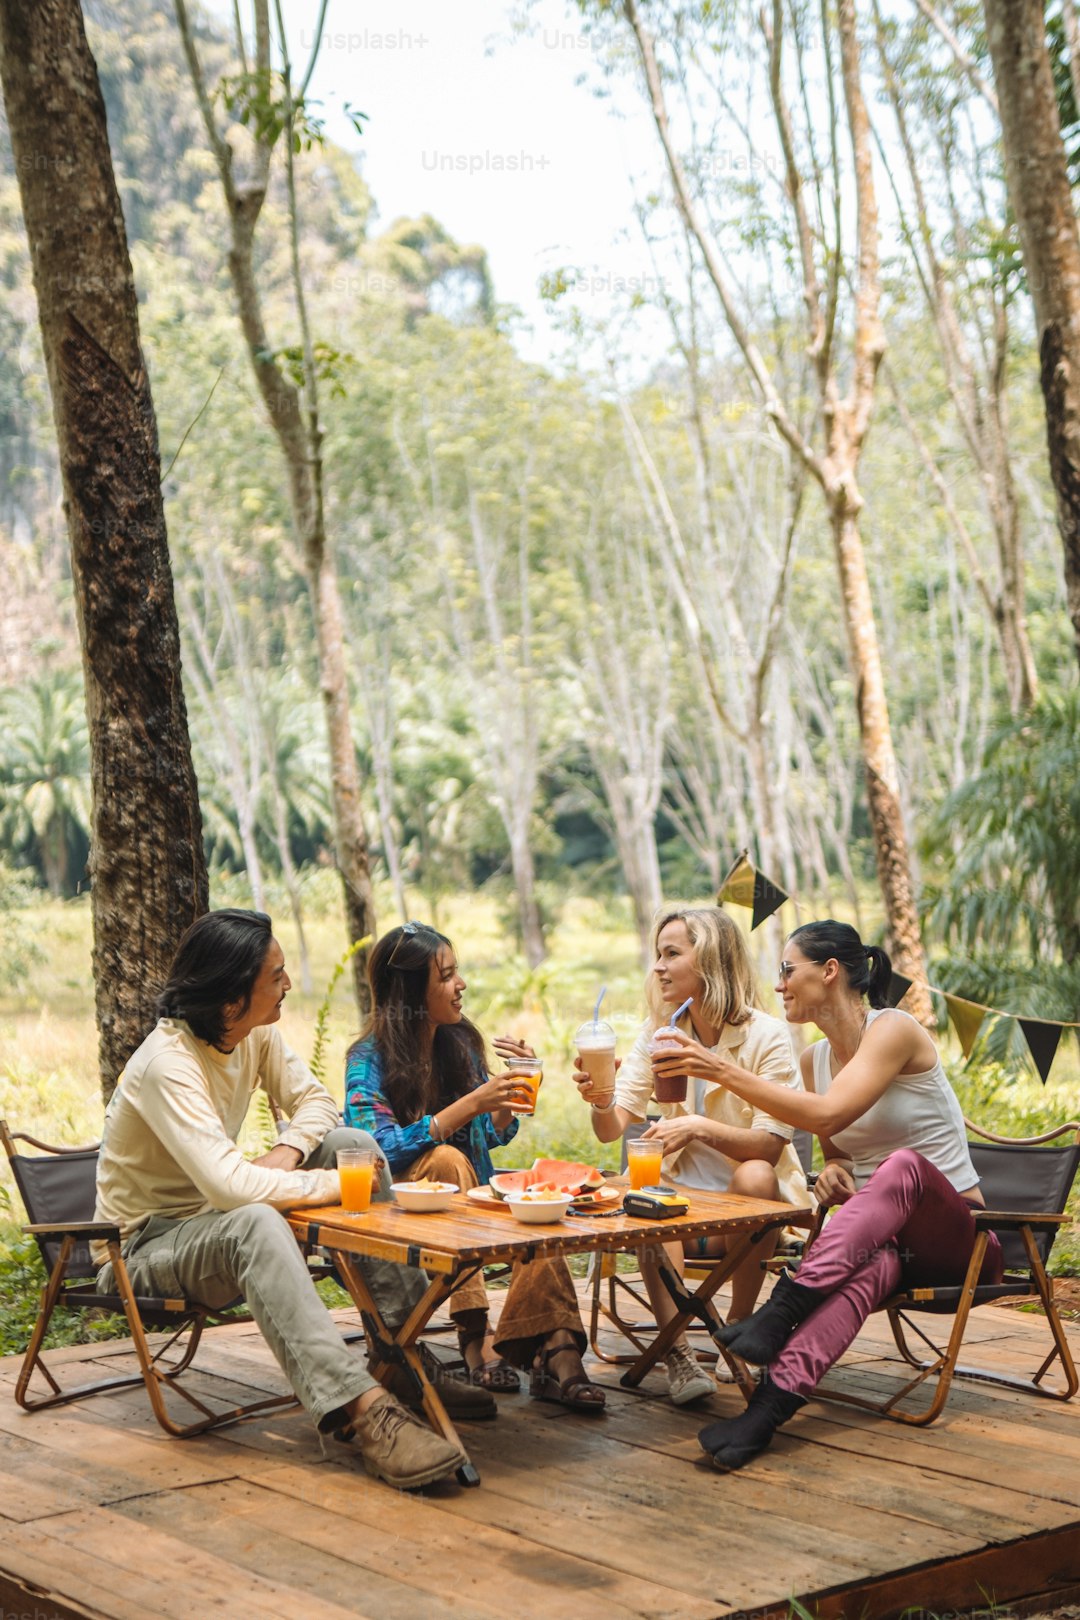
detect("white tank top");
top-left (812, 1008), bottom-right (979, 1193)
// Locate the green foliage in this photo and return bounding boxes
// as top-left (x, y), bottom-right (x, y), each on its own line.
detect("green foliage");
top-left (216, 68), bottom-right (325, 152)
top-left (0, 1227), bottom-right (127, 1357)
top-left (926, 690), bottom-right (1080, 978)
top-left (0, 672), bottom-right (91, 898)
top-left (0, 862), bottom-right (44, 990)
top-left (310, 936), bottom-right (370, 1082)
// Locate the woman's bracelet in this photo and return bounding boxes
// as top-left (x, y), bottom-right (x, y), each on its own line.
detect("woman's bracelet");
top-left (590, 1098), bottom-right (616, 1114)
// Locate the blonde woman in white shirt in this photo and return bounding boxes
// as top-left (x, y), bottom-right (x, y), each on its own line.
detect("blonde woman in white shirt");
top-left (576, 906), bottom-right (808, 1406)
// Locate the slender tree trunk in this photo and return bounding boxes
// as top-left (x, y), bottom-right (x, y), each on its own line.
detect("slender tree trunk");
top-left (0, 0), bottom-right (207, 1097)
top-left (175, 0), bottom-right (376, 1013)
top-left (508, 823), bottom-right (545, 969)
top-left (265, 770), bottom-right (312, 992)
top-left (831, 502), bottom-right (924, 986)
top-left (984, 0), bottom-right (1080, 672)
top-left (623, 0), bottom-right (930, 1018)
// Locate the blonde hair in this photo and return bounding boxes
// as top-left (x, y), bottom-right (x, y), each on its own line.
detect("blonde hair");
top-left (645, 906), bottom-right (760, 1032)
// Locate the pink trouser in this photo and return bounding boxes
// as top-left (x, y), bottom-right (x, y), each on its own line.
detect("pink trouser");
top-left (771, 1148), bottom-right (1004, 1400)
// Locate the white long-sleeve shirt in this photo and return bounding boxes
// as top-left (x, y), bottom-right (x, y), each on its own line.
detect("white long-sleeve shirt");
top-left (94, 1017), bottom-right (341, 1248)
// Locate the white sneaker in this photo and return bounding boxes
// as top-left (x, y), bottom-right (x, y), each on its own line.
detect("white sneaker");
top-left (666, 1342), bottom-right (716, 1405)
top-left (714, 1355), bottom-right (763, 1386)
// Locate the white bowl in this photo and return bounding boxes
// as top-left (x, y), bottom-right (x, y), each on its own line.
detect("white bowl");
top-left (390, 1181), bottom-right (457, 1213)
top-left (505, 1192), bottom-right (575, 1225)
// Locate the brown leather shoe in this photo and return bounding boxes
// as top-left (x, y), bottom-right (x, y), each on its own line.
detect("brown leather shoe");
top-left (377, 1344), bottom-right (498, 1421)
top-left (341, 1391), bottom-right (465, 1489)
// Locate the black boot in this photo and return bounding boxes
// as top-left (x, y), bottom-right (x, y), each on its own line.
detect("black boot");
top-left (698, 1376), bottom-right (805, 1471)
top-left (715, 1271), bottom-right (827, 1365)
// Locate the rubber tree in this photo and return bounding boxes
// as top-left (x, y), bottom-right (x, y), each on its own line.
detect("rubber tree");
top-left (0, 0), bottom-right (208, 1097)
top-left (983, 0), bottom-right (1080, 676)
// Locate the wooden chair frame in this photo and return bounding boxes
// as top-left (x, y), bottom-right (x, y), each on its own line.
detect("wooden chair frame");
top-left (813, 1119), bottom-right (1080, 1427)
top-left (3, 1121), bottom-right (298, 1438)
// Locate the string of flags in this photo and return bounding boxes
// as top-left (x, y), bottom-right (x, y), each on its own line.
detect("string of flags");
top-left (717, 850), bottom-right (1076, 1085)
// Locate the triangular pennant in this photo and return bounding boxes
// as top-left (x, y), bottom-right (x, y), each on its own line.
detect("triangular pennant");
top-left (1017, 1018), bottom-right (1064, 1084)
top-left (885, 970), bottom-right (913, 1009)
top-left (751, 869), bottom-right (789, 931)
top-left (944, 992), bottom-right (990, 1059)
top-left (718, 853), bottom-right (757, 909)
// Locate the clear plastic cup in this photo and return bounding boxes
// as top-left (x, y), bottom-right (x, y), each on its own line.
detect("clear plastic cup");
top-left (626, 1137), bottom-right (664, 1189)
top-left (574, 1018), bottom-right (617, 1105)
top-left (337, 1146), bottom-right (377, 1214)
top-left (504, 1057), bottom-right (543, 1115)
top-left (649, 1027), bottom-right (687, 1104)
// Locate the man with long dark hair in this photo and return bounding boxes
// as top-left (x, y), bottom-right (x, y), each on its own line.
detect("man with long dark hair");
top-left (94, 908), bottom-right (486, 1488)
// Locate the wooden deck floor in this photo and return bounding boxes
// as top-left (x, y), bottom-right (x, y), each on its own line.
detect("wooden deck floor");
top-left (1, 1280), bottom-right (1079, 1620)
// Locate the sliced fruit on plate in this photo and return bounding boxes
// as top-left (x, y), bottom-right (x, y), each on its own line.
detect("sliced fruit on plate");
top-left (489, 1160), bottom-right (604, 1199)
top-left (488, 1170), bottom-right (532, 1200)
top-left (531, 1158), bottom-right (605, 1193)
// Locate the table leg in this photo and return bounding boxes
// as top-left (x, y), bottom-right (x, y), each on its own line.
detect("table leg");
top-left (331, 1251), bottom-right (481, 1486)
top-left (619, 1231), bottom-right (760, 1400)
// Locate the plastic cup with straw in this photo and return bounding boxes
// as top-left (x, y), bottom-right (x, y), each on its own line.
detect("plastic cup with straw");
top-left (650, 996), bottom-right (692, 1103)
top-left (574, 985), bottom-right (617, 1107)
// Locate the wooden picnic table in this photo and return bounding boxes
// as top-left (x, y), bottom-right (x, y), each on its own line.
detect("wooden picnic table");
top-left (287, 1186), bottom-right (814, 1486)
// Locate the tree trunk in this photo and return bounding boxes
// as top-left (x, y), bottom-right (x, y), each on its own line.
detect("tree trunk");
top-left (984, 0), bottom-right (1080, 672)
top-left (508, 823), bottom-right (545, 969)
top-left (0, 0), bottom-right (207, 1097)
top-left (623, 0), bottom-right (930, 1013)
top-left (174, 0), bottom-right (376, 1014)
top-left (831, 501), bottom-right (926, 1005)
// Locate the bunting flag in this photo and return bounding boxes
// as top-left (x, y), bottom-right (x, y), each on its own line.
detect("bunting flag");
top-left (717, 851), bottom-right (790, 931)
top-left (885, 969), bottom-right (913, 1009)
top-left (1017, 1018), bottom-right (1064, 1085)
top-left (715, 854), bottom-right (1077, 1069)
top-left (942, 992), bottom-right (990, 1059)
top-left (718, 853), bottom-right (756, 909)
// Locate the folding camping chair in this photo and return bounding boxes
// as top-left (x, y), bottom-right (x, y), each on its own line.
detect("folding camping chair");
top-left (2, 1120), bottom-right (298, 1437)
top-left (813, 1119), bottom-right (1080, 1426)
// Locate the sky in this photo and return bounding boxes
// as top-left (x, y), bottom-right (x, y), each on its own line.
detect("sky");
top-left (201, 0), bottom-right (668, 367)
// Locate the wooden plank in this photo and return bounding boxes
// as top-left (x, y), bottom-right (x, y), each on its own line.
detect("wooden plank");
top-left (114, 1480), bottom-right (497, 1620)
top-left (793, 1519), bottom-right (1080, 1620)
top-left (32, 1505), bottom-right (366, 1620)
top-left (119, 1472), bottom-right (723, 1620)
top-left (415, 1403), bottom-right (943, 1606)
top-left (592, 1382), bottom-right (1061, 1544)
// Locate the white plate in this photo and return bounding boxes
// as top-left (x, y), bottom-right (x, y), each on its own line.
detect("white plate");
top-left (466, 1185), bottom-right (508, 1210)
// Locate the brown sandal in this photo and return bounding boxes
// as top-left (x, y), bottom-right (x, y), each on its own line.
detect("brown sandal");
top-left (529, 1344), bottom-right (606, 1414)
top-left (457, 1327), bottom-right (521, 1393)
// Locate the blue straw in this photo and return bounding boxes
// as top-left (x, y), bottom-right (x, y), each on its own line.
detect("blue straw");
top-left (593, 986), bottom-right (607, 1029)
top-left (669, 996), bottom-right (693, 1026)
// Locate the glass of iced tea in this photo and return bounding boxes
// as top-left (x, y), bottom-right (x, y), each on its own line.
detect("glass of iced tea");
top-left (504, 1057), bottom-right (543, 1115)
top-left (337, 1146), bottom-right (377, 1214)
top-left (626, 1138), bottom-right (664, 1190)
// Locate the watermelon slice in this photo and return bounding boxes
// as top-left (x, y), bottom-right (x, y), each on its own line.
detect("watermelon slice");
top-left (488, 1159), bottom-right (604, 1200)
top-left (488, 1170), bottom-right (532, 1200)
top-left (531, 1158), bottom-right (603, 1192)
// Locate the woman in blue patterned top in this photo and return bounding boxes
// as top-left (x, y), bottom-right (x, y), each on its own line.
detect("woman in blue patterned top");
top-left (344, 923), bottom-right (604, 1411)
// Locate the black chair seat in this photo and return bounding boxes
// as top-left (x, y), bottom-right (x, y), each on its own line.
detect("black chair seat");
top-left (1, 1119), bottom-right (297, 1438)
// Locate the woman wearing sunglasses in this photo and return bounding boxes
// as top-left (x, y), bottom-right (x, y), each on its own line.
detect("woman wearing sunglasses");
top-left (344, 923), bottom-right (605, 1413)
top-left (654, 919), bottom-right (1004, 1471)
top-left (576, 905), bottom-right (809, 1407)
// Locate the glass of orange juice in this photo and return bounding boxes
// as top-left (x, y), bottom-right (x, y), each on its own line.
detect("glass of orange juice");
top-left (337, 1147), bottom-right (377, 1214)
top-left (504, 1057), bottom-right (543, 1115)
top-left (627, 1138), bottom-right (664, 1190)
